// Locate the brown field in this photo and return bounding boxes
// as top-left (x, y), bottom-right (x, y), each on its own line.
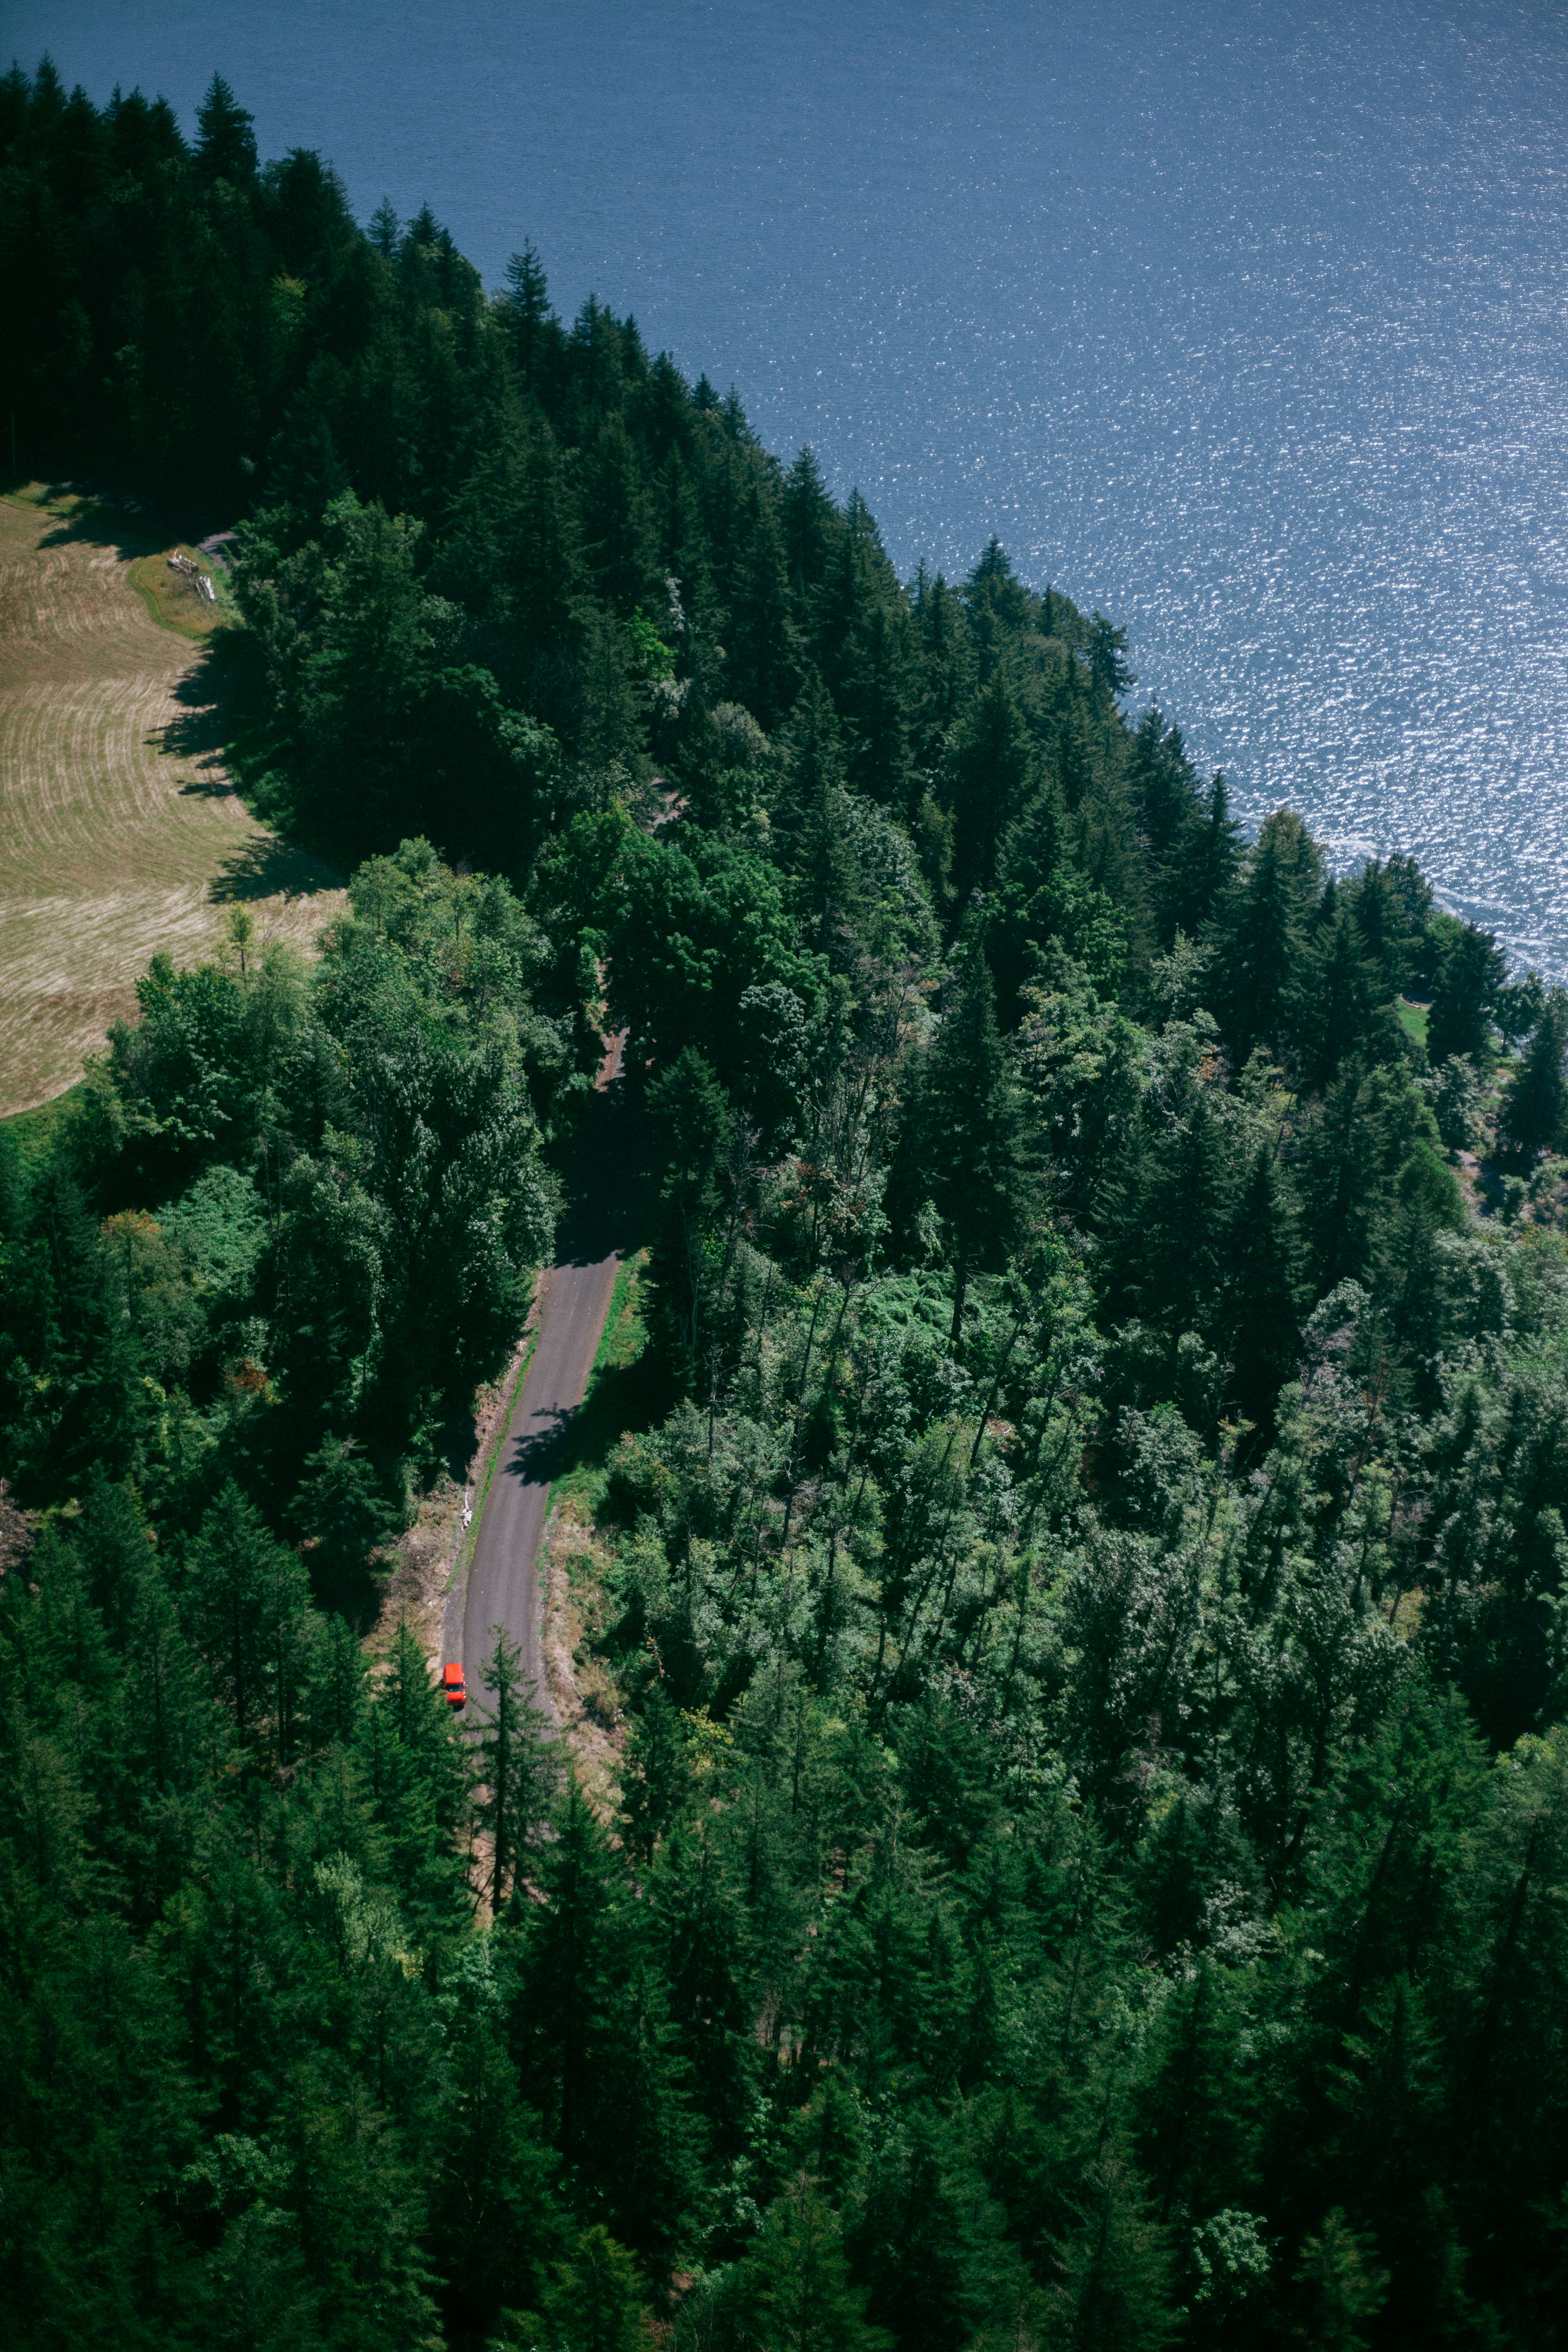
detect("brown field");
top-left (0, 489), bottom-right (344, 1115)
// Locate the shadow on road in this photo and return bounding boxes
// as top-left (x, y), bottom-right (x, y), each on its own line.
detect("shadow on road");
top-left (552, 1065), bottom-right (654, 1268)
top-left (499, 1404), bottom-right (578, 1486)
top-left (489, 1063), bottom-right (659, 1498)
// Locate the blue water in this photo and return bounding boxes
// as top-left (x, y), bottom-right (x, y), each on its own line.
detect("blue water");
top-left (11, 0), bottom-right (1568, 970)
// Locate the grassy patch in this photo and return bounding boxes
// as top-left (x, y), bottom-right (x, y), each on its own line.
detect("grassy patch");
top-left (0, 1081), bottom-right (88, 1159)
top-left (0, 487), bottom-right (343, 1114)
top-left (594, 1251), bottom-right (650, 1377)
top-left (1397, 997), bottom-right (1430, 1048)
top-left (128, 545), bottom-right (230, 640)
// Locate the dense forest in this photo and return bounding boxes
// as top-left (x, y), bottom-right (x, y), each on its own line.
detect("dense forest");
top-left (6, 59), bottom-right (1568, 2352)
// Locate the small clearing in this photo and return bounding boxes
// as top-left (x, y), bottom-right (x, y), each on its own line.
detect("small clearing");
top-left (0, 488), bottom-right (343, 1114)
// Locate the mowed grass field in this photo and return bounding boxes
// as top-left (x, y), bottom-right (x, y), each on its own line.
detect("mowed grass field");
top-left (0, 489), bottom-right (344, 1114)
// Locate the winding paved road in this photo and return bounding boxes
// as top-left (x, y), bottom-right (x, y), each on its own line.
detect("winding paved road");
top-left (454, 1032), bottom-right (649, 1712)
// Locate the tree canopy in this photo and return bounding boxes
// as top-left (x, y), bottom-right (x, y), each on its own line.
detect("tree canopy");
top-left (5, 58), bottom-right (1568, 2352)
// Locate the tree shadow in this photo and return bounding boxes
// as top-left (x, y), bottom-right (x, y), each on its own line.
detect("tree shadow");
top-left (35, 493), bottom-right (158, 561)
top-left (439, 1407), bottom-right (481, 1487)
top-left (500, 1404), bottom-right (580, 1488)
top-left (305, 1547), bottom-right (388, 1635)
top-left (455, 1081), bottom-right (665, 1498)
top-left (209, 833), bottom-right (343, 905)
top-left (111, 592), bottom-right (344, 903)
top-left (552, 1075), bottom-right (655, 1266)
top-left (492, 1346), bottom-right (672, 1499)
top-left (560, 1348), bottom-right (674, 1480)
top-left (155, 660), bottom-right (234, 791)
top-left (32, 480), bottom-right (218, 554)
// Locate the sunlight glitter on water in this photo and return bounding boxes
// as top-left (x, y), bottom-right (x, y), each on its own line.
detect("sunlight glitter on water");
top-left (13, 0), bottom-right (1568, 969)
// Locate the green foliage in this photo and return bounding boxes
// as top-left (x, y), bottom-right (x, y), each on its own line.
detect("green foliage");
top-left (910, 936), bottom-right (1025, 1342)
top-left (5, 59), bottom-right (1568, 2352)
top-left (1502, 987), bottom-right (1568, 1160)
top-left (290, 1433), bottom-right (402, 1617)
top-left (1, 834), bottom-right (561, 1518)
top-left (185, 1479), bottom-right (317, 1763)
top-left (605, 825), bottom-right (821, 1078)
top-left (708, 2176), bottom-right (892, 2352)
top-left (1428, 921), bottom-right (1506, 1065)
top-left (475, 1626), bottom-right (560, 1911)
top-left (542, 2227), bottom-right (654, 2352)
top-left (1293, 2211), bottom-right (1388, 2352)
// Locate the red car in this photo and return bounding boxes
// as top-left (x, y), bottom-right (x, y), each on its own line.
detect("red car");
top-left (442, 1662), bottom-right (467, 1711)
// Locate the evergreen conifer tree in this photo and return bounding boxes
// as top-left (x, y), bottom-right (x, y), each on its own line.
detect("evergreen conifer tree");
top-left (503, 243), bottom-right (554, 393)
top-left (653, 1823), bottom-right (758, 2161)
top-left (1209, 809), bottom-right (1321, 1064)
top-left (812, 492), bottom-right (898, 690)
top-left (775, 669), bottom-right (851, 861)
top-left (1086, 611), bottom-right (1137, 703)
top-left (942, 668), bottom-right (1038, 904)
top-left (743, 2177), bottom-right (893, 2352)
top-left (514, 1782), bottom-right (697, 2266)
top-left (288, 1432), bottom-right (400, 1618)
top-left (75, 1466), bottom-right (154, 1645)
top-left (1226, 1145), bottom-right (1301, 1434)
top-left (1302, 901), bottom-right (1380, 1093)
top-left (838, 594), bottom-right (916, 818)
top-left (852, 2110), bottom-right (1011, 2352)
top-left (193, 75), bottom-right (256, 183)
top-left (1502, 987), bottom-right (1568, 1160)
top-left (513, 1777), bottom-right (620, 2156)
top-left (1124, 708), bottom-right (1206, 945)
top-left (1135, 1960), bottom-right (1254, 2223)
top-left (1182, 771), bottom-right (1241, 932)
top-left (1047, 2155), bottom-right (1173, 2352)
top-left (1349, 855), bottom-right (1429, 1000)
top-left (1104, 1092), bottom-right (1236, 1357)
top-left (126, 1566), bottom-right (209, 1812)
top-left (781, 446), bottom-right (844, 629)
top-left (577, 417), bottom-right (657, 616)
top-left (962, 539), bottom-right (1034, 675)
top-left (432, 1968), bottom-right (563, 2341)
top-left (723, 481), bottom-right (800, 729)
top-left (619, 1680), bottom-right (689, 1862)
top-left (475, 1626), bottom-right (558, 1911)
top-left (1292, 2211), bottom-right (1388, 2352)
top-left (358, 1620), bottom-right (474, 1950)
top-left (644, 1044), bottom-right (736, 1382)
top-left (920, 938), bottom-right (1024, 1344)
top-left (1428, 921), bottom-right (1506, 1066)
top-left (541, 2227), bottom-right (652, 2352)
top-left (184, 1481), bottom-right (315, 1768)
top-left (985, 779), bottom-right (1068, 1025)
top-left (368, 197), bottom-right (401, 257)
top-left (909, 567), bottom-right (975, 776)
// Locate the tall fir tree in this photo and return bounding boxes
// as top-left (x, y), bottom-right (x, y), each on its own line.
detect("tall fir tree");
top-left (475, 1625), bottom-right (558, 1911)
top-left (1427, 921), bottom-right (1506, 1065)
top-left (918, 936), bottom-right (1024, 1345)
top-left (1502, 987), bottom-right (1568, 1159)
top-left (942, 668), bottom-right (1039, 906)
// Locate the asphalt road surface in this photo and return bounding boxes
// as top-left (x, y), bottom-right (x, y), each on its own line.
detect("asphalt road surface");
top-left (460, 1032), bottom-right (648, 1713)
